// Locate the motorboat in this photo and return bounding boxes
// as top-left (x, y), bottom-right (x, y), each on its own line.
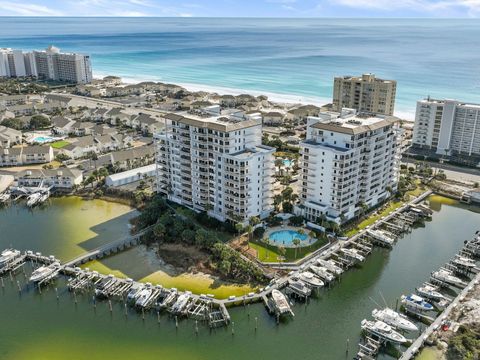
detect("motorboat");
top-left (452, 255), bottom-right (476, 269)
top-left (309, 265), bottom-right (335, 282)
top-left (135, 287), bottom-right (153, 307)
top-left (288, 279), bottom-right (311, 297)
top-left (361, 319), bottom-right (407, 344)
top-left (298, 271), bottom-right (324, 288)
top-left (401, 294), bottom-right (433, 312)
top-left (366, 229), bottom-right (395, 246)
top-left (171, 292), bottom-right (191, 313)
top-left (416, 284), bottom-right (445, 302)
top-left (432, 269), bottom-right (464, 287)
top-left (317, 259), bottom-right (343, 275)
top-left (372, 308), bottom-right (418, 332)
top-left (29, 263), bottom-right (59, 283)
top-left (126, 285), bottom-right (142, 303)
top-left (0, 249), bottom-right (20, 266)
top-left (271, 289), bottom-right (293, 316)
top-left (160, 290), bottom-right (178, 308)
top-left (0, 192), bottom-right (11, 203)
top-left (340, 248), bottom-right (365, 262)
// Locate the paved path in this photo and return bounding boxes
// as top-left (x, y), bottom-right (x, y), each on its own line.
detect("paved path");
top-left (402, 159), bottom-right (480, 184)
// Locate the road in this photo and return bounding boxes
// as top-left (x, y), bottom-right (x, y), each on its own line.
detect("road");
top-left (402, 158), bottom-right (480, 184)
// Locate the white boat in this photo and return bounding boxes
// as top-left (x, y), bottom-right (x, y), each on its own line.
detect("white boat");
top-left (126, 285), bottom-right (142, 302)
top-left (0, 249), bottom-right (20, 266)
top-left (288, 279), bottom-right (312, 297)
top-left (317, 259), bottom-right (343, 275)
top-left (452, 256), bottom-right (476, 269)
top-left (401, 294), bottom-right (434, 312)
top-left (416, 284), bottom-right (445, 302)
top-left (372, 308), bottom-right (418, 332)
top-left (367, 229), bottom-right (395, 246)
top-left (171, 292), bottom-right (191, 313)
top-left (340, 248), bottom-right (365, 262)
top-left (135, 287), bottom-right (153, 307)
top-left (0, 192), bottom-right (11, 203)
top-left (309, 265), bottom-right (335, 282)
top-left (361, 319), bottom-right (407, 344)
top-left (432, 269), bottom-right (464, 287)
top-left (26, 193), bottom-right (42, 207)
top-left (29, 264), bottom-right (59, 283)
top-left (271, 289), bottom-right (293, 316)
top-left (298, 271), bottom-right (324, 288)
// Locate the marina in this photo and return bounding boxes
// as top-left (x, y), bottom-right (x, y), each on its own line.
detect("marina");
top-left (0, 195), bottom-right (479, 359)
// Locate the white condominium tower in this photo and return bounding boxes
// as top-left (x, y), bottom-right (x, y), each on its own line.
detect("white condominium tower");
top-left (297, 109), bottom-right (401, 224)
top-left (0, 45), bottom-right (92, 84)
top-left (155, 107), bottom-right (275, 223)
top-left (333, 73), bottom-right (397, 116)
top-left (412, 98), bottom-right (480, 160)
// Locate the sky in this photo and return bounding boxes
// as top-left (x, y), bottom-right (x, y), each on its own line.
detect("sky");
top-left (0, 0), bottom-right (479, 17)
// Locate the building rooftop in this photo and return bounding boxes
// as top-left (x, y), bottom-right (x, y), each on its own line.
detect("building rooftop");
top-left (163, 109), bottom-right (261, 132)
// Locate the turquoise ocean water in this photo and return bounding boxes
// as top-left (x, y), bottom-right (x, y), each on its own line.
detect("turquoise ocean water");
top-left (1, 17), bottom-right (480, 118)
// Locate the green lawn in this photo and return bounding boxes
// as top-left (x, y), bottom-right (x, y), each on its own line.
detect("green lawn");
top-left (345, 183), bottom-right (428, 237)
top-left (51, 140), bottom-right (70, 149)
top-left (250, 235), bottom-right (329, 263)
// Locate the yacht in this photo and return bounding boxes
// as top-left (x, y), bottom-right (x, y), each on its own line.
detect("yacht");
top-left (0, 192), bottom-right (11, 203)
top-left (432, 269), bottom-right (464, 287)
top-left (160, 290), bottom-right (178, 308)
top-left (401, 294), bottom-right (433, 312)
top-left (288, 279), bottom-right (312, 297)
top-left (0, 249), bottom-right (20, 266)
top-left (416, 284), bottom-right (445, 302)
top-left (366, 229), bottom-right (395, 246)
top-left (317, 259), bottom-right (343, 275)
top-left (29, 263), bottom-right (59, 283)
top-left (126, 285), bottom-right (142, 303)
top-left (171, 292), bottom-right (191, 313)
top-left (309, 265), bottom-right (335, 282)
top-left (298, 271), bottom-right (324, 288)
top-left (361, 319), bottom-right (407, 344)
top-left (452, 256), bottom-right (476, 269)
top-left (135, 287), bottom-right (153, 308)
top-left (340, 248), bottom-right (365, 262)
top-left (271, 290), bottom-right (293, 316)
top-left (372, 308), bottom-right (418, 332)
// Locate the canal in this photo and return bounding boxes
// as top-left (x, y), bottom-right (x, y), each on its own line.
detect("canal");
top-left (0, 195), bottom-right (479, 360)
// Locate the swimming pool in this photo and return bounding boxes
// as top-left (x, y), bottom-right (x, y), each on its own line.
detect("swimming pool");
top-left (283, 159), bottom-right (293, 167)
top-left (32, 136), bottom-right (55, 143)
top-left (269, 230), bottom-right (308, 246)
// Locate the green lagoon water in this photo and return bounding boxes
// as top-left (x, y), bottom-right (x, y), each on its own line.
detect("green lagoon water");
top-left (0, 196), bottom-right (479, 360)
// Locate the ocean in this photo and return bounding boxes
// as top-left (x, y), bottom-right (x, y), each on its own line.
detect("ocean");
top-left (1, 17), bottom-right (480, 119)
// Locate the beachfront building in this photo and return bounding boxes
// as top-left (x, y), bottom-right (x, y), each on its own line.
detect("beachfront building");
top-left (296, 109), bottom-right (401, 224)
top-left (333, 73), bottom-right (397, 116)
top-left (15, 168), bottom-right (83, 190)
top-left (155, 108), bottom-right (275, 223)
top-left (0, 46), bottom-right (92, 84)
top-left (411, 98), bottom-right (480, 166)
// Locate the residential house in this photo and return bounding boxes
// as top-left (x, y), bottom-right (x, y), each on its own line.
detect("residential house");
top-left (51, 116), bottom-right (76, 135)
top-left (285, 105), bottom-right (321, 124)
top-left (15, 168), bottom-right (83, 189)
top-left (0, 145), bottom-right (54, 167)
top-left (0, 125), bottom-right (22, 147)
top-left (110, 145), bottom-right (155, 170)
top-left (61, 135), bottom-right (97, 159)
top-left (263, 111), bottom-right (285, 126)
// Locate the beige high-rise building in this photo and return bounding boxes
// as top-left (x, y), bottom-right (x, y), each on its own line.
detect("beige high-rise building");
top-left (332, 73), bottom-right (396, 116)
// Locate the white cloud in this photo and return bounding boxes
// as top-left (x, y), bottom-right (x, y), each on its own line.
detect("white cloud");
top-left (0, 1), bottom-right (64, 16)
top-left (333, 0), bottom-right (480, 15)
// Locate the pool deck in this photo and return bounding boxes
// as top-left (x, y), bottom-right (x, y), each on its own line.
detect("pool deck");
top-left (264, 226), bottom-right (313, 248)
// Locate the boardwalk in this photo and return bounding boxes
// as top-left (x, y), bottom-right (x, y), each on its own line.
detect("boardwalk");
top-left (399, 270), bottom-right (480, 360)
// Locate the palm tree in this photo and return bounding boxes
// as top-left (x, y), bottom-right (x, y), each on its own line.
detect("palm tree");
top-left (273, 194), bottom-right (283, 212)
top-left (292, 238), bottom-right (301, 259)
top-left (274, 158), bottom-right (284, 176)
top-left (249, 216), bottom-right (260, 227)
top-left (235, 223), bottom-right (244, 236)
top-left (278, 246), bottom-right (286, 263)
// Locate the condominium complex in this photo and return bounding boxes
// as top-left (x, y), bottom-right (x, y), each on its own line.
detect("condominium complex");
top-left (296, 109), bottom-right (401, 224)
top-left (0, 46), bottom-right (92, 84)
top-left (412, 98), bottom-right (480, 162)
top-left (155, 106), bottom-right (275, 223)
top-left (333, 73), bottom-right (397, 116)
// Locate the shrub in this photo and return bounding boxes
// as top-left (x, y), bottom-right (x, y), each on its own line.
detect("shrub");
top-left (253, 226), bottom-right (265, 239)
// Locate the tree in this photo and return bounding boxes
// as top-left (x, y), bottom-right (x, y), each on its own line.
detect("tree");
top-left (274, 158), bottom-right (284, 175)
top-left (153, 222), bottom-right (166, 239)
top-left (282, 201), bottom-right (293, 213)
top-left (29, 114), bottom-right (51, 130)
top-left (278, 246), bottom-right (286, 262)
top-left (273, 194), bottom-right (283, 212)
top-left (245, 224), bottom-right (254, 241)
top-left (292, 238), bottom-right (301, 259)
top-left (235, 223), bottom-right (244, 235)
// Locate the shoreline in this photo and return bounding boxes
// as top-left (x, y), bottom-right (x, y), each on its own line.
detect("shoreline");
top-left (93, 71), bottom-right (415, 120)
